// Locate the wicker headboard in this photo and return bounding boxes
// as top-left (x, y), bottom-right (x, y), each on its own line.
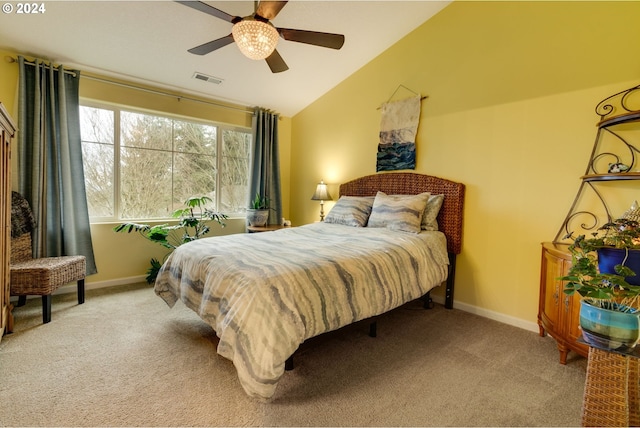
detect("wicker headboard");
top-left (339, 172), bottom-right (465, 255)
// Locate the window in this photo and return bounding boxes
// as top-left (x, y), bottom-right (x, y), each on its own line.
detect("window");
top-left (80, 104), bottom-right (252, 221)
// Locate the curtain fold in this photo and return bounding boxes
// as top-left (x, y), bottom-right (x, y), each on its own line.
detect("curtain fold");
top-left (17, 56), bottom-right (97, 275)
top-left (250, 108), bottom-right (282, 226)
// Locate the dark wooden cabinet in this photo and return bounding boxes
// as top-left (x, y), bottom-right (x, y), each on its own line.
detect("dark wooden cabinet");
top-left (538, 242), bottom-right (588, 364)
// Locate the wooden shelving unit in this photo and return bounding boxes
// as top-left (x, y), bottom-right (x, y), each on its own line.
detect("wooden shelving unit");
top-left (554, 84), bottom-right (640, 243)
top-left (540, 84), bottom-right (640, 362)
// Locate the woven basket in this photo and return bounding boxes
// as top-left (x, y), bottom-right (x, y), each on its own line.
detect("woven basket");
top-left (582, 347), bottom-right (640, 427)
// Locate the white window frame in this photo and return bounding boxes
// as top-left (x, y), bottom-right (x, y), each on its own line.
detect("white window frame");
top-left (80, 100), bottom-right (252, 223)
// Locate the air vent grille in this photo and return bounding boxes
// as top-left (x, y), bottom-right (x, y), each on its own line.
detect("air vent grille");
top-left (192, 72), bottom-right (223, 85)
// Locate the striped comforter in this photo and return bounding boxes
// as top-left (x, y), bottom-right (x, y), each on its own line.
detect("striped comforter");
top-left (154, 222), bottom-right (449, 399)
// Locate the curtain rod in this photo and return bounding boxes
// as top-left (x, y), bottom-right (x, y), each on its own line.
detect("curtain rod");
top-left (5, 55), bottom-right (255, 115)
top-left (81, 74), bottom-right (254, 115)
top-left (5, 55), bottom-right (78, 77)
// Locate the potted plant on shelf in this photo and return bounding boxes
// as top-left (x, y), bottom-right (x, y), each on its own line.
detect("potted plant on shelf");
top-left (562, 217), bottom-right (640, 352)
top-left (246, 192), bottom-right (271, 227)
top-left (113, 196), bottom-right (227, 284)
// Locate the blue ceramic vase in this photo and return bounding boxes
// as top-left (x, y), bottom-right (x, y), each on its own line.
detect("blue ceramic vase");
top-left (597, 247), bottom-right (640, 285)
top-left (580, 299), bottom-right (640, 352)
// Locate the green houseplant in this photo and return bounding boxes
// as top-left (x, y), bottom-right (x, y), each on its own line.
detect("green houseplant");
top-left (113, 196), bottom-right (227, 284)
top-left (246, 192), bottom-right (271, 227)
top-left (562, 217), bottom-right (640, 351)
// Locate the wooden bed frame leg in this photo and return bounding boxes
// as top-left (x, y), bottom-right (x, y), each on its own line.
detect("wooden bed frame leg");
top-left (445, 252), bottom-right (456, 309)
top-left (285, 356), bottom-right (294, 371)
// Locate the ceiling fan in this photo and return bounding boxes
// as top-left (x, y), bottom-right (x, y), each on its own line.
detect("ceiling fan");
top-left (177, 1), bottom-right (345, 73)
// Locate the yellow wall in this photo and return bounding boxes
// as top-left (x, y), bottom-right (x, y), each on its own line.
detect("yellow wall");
top-left (0, 51), bottom-right (19, 116)
top-left (3, 0), bottom-right (640, 330)
top-left (0, 49), bottom-right (292, 286)
top-left (290, 1), bottom-right (640, 330)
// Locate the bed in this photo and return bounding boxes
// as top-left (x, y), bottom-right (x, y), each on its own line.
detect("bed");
top-left (154, 172), bottom-right (465, 399)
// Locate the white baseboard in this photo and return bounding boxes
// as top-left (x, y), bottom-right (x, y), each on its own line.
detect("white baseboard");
top-left (73, 275), bottom-right (149, 292)
top-left (431, 294), bottom-right (539, 333)
top-left (9, 275), bottom-right (147, 303)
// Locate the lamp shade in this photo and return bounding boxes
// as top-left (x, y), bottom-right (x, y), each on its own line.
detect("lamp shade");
top-left (232, 18), bottom-right (279, 60)
top-left (311, 180), bottom-right (333, 201)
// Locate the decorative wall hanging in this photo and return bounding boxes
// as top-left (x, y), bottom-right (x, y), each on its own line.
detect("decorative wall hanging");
top-left (376, 86), bottom-right (425, 172)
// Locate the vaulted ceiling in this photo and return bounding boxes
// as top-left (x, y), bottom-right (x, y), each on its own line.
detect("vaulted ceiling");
top-left (0, 1), bottom-right (450, 116)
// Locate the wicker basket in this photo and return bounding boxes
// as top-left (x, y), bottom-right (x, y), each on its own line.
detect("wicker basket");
top-left (582, 347), bottom-right (640, 427)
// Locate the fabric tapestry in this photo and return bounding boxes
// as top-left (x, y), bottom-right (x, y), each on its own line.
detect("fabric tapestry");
top-left (11, 191), bottom-right (36, 238)
top-left (376, 95), bottom-right (421, 171)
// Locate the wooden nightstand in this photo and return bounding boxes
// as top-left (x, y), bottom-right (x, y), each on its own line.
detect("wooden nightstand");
top-left (246, 225), bottom-right (289, 233)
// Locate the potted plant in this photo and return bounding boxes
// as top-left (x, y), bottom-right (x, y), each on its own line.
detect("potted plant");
top-left (113, 196), bottom-right (227, 284)
top-left (246, 192), bottom-right (271, 227)
top-left (562, 217), bottom-right (640, 351)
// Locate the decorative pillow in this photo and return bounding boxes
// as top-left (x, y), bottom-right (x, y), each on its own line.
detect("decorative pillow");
top-left (368, 191), bottom-right (430, 233)
top-left (421, 194), bottom-right (445, 231)
top-left (324, 196), bottom-right (375, 227)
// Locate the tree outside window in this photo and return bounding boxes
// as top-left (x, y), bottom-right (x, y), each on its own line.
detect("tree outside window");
top-left (80, 105), bottom-right (251, 221)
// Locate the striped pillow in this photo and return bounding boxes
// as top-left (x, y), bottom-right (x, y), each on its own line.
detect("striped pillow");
top-left (368, 191), bottom-right (430, 233)
top-left (324, 196), bottom-right (375, 227)
top-left (421, 194), bottom-right (444, 231)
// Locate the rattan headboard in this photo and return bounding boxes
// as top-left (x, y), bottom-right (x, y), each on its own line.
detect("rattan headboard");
top-left (339, 172), bottom-right (465, 255)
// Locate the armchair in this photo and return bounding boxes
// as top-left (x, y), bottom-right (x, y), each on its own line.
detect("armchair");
top-left (10, 192), bottom-right (86, 323)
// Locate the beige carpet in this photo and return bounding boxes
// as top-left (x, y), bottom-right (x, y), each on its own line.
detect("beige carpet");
top-left (0, 283), bottom-right (587, 427)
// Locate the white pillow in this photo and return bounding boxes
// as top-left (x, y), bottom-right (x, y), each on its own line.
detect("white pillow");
top-left (421, 194), bottom-right (444, 231)
top-left (367, 191), bottom-right (430, 233)
top-left (324, 196), bottom-right (374, 227)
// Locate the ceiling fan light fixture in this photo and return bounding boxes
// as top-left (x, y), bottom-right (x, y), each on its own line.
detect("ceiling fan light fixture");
top-left (232, 18), bottom-right (279, 60)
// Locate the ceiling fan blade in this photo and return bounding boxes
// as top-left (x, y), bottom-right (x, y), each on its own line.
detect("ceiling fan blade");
top-left (277, 28), bottom-right (345, 50)
top-left (255, 1), bottom-right (288, 21)
top-left (176, 1), bottom-right (240, 23)
top-left (265, 49), bottom-right (289, 73)
top-left (188, 34), bottom-right (235, 55)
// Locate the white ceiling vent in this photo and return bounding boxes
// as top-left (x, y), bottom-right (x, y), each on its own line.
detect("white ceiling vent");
top-left (192, 72), bottom-right (223, 85)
